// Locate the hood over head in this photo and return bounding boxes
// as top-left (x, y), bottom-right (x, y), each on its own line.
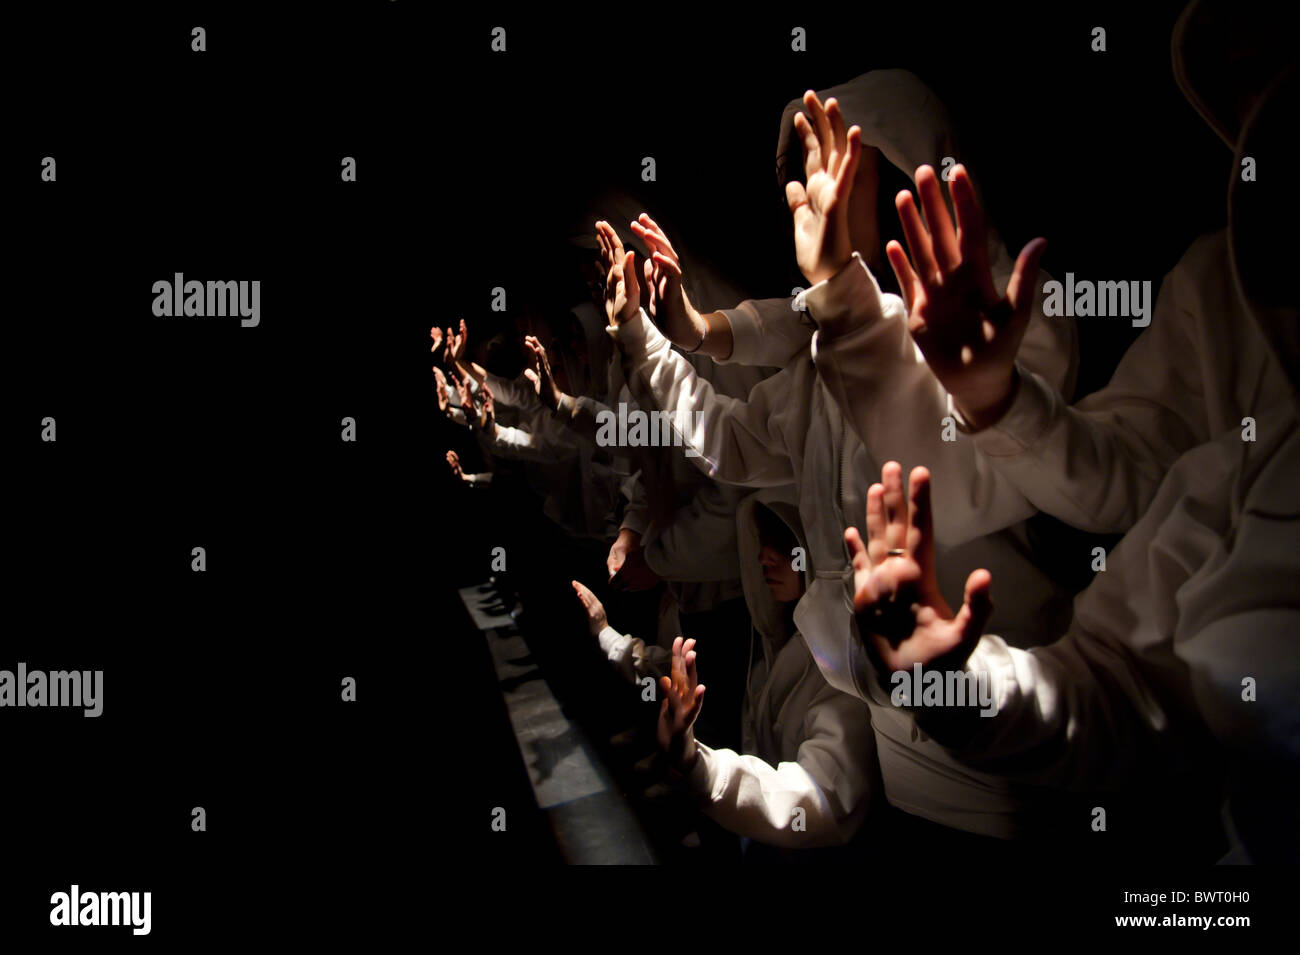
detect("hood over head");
top-left (736, 487), bottom-right (808, 656)
top-left (773, 69), bottom-right (1078, 397)
top-left (775, 69), bottom-right (960, 201)
top-left (1174, 0), bottom-right (1298, 403)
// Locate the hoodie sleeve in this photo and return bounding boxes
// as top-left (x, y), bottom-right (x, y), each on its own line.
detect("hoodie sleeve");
top-left (481, 422), bottom-right (577, 463)
top-left (608, 308), bottom-right (797, 488)
top-left (967, 252), bottom-right (1215, 534)
top-left (618, 471), bottom-right (650, 537)
top-left (717, 297), bottom-right (814, 367)
top-left (484, 371), bottom-right (539, 412)
top-left (595, 625), bottom-right (670, 685)
top-left (446, 405), bottom-right (471, 429)
top-left (554, 393), bottom-right (611, 448)
top-left (912, 434), bottom-right (1300, 798)
top-left (687, 680), bottom-right (876, 847)
top-left (808, 254), bottom-right (1042, 546)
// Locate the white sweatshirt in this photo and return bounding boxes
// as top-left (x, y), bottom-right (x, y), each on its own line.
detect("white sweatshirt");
top-left (915, 417), bottom-right (1299, 849)
top-left (608, 256), bottom-right (1078, 836)
top-left (594, 491), bottom-right (878, 847)
top-left (967, 231), bottom-right (1291, 533)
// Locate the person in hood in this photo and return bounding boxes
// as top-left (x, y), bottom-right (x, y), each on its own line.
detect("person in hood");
top-left (849, 0), bottom-right (1298, 861)
top-left (572, 489), bottom-right (878, 850)
top-left (599, 76), bottom-right (1082, 838)
top-left (887, 1), bottom-right (1295, 536)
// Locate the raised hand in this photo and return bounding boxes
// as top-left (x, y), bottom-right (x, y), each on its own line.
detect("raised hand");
top-left (430, 325), bottom-right (444, 358)
top-left (433, 366), bottom-right (450, 413)
top-left (606, 527), bottom-right (641, 580)
top-left (656, 636), bottom-right (705, 772)
top-left (522, 335), bottom-right (563, 413)
top-left (446, 449), bottom-right (463, 479)
top-left (629, 213), bottom-right (705, 347)
top-left (570, 580), bottom-right (609, 637)
top-left (595, 220), bottom-right (639, 326)
top-left (479, 382), bottom-right (495, 431)
top-left (610, 548), bottom-right (659, 592)
top-left (845, 462), bottom-right (993, 673)
top-left (786, 90), bottom-right (863, 287)
top-left (453, 369), bottom-right (473, 415)
top-left (447, 320), bottom-right (469, 365)
top-left (887, 164), bottom-right (1047, 429)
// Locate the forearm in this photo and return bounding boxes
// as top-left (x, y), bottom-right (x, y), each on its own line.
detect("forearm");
top-left (718, 298), bottom-right (815, 367)
top-left (554, 393), bottom-right (609, 447)
top-left (610, 308), bottom-right (795, 487)
top-left (810, 256), bottom-right (1038, 545)
top-left (482, 422), bottom-right (573, 463)
top-left (687, 743), bottom-right (857, 848)
top-left (969, 367), bottom-right (1195, 534)
top-left (911, 629), bottom-right (1172, 791)
top-left (596, 625), bottom-right (669, 685)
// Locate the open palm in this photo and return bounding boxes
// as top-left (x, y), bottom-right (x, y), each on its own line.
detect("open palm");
top-left (846, 462), bottom-right (993, 673)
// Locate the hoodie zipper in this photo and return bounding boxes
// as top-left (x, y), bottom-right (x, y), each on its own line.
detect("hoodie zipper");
top-left (837, 411), bottom-right (849, 544)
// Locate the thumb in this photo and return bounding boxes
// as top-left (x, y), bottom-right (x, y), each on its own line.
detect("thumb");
top-left (623, 250), bottom-right (639, 298)
top-left (1006, 237), bottom-right (1047, 322)
top-left (844, 526), bottom-right (869, 572)
top-left (524, 368), bottom-right (539, 388)
top-left (954, 569), bottom-right (994, 649)
top-left (785, 179), bottom-right (810, 218)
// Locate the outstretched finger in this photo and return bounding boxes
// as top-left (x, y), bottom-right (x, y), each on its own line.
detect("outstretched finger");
top-left (793, 110), bottom-right (822, 178)
top-left (636, 213), bottom-right (678, 258)
top-left (595, 223), bottom-right (610, 264)
top-left (864, 481), bottom-right (887, 565)
top-left (825, 97), bottom-right (847, 164)
top-left (906, 466), bottom-right (932, 564)
top-left (845, 525), bottom-right (870, 573)
top-left (1006, 237), bottom-right (1048, 325)
top-left (831, 126), bottom-right (863, 209)
top-left (949, 166), bottom-right (998, 305)
top-left (916, 166), bottom-right (960, 273)
top-left (886, 240), bottom-right (920, 316)
top-left (880, 462), bottom-right (907, 553)
top-left (896, 190), bottom-right (939, 285)
top-left (952, 569), bottom-right (994, 653)
top-left (651, 251), bottom-right (682, 279)
top-left (804, 91), bottom-right (833, 169)
top-left (622, 249), bottom-right (639, 302)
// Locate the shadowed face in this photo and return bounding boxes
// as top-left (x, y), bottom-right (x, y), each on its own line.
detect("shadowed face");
top-left (758, 543), bottom-right (803, 604)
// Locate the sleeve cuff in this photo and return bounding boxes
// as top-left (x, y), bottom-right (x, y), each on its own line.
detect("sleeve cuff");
top-left (681, 741), bottom-right (716, 797)
top-left (606, 307), bottom-right (652, 359)
top-left (596, 625), bottom-right (625, 656)
top-left (720, 298), bottom-right (807, 365)
top-left (968, 367), bottom-right (1062, 456)
top-left (801, 254), bottom-right (889, 339)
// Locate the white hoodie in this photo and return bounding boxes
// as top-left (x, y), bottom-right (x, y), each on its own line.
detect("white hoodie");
top-left (596, 488), bottom-right (878, 847)
top-left (607, 70), bottom-right (1082, 835)
top-left (905, 3), bottom-right (1300, 860)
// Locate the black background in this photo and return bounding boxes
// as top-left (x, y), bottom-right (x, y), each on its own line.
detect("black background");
top-left (4, 0), bottom-right (1286, 943)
